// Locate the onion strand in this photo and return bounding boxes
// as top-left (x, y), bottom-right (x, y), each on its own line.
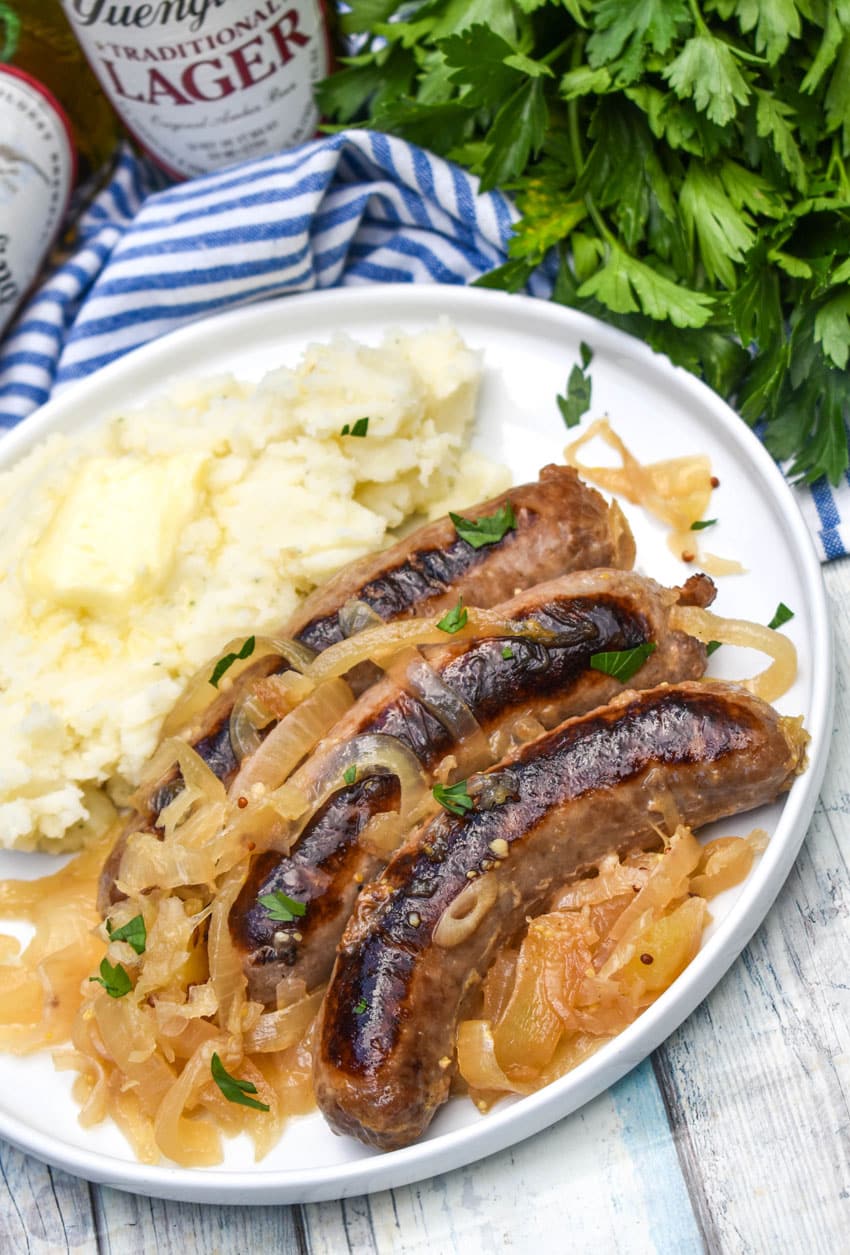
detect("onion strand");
top-left (669, 604), bottom-right (797, 701)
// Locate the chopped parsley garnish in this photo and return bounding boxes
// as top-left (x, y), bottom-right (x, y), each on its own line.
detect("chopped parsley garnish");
top-left (706, 640), bottom-right (722, 657)
top-left (557, 341), bottom-right (593, 429)
top-left (341, 417), bottom-right (369, 437)
top-left (433, 779), bottom-right (474, 816)
top-left (106, 914), bottom-right (146, 956)
top-left (501, 645), bottom-right (514, 660)
top-left (343, 765), bottom-right (357, 786)
top-left (589, 641), bottom-right (656, 682)
top-left (89, 958), bottom-right (132, 999)
top-left (353, 998), bottom-right (368, 1015)
top-left (210, 1053), bottom-right (270, 1113)
top-left (258, 891), bottom-right (307, 923)
top-left (450, 501), bottom-right (517, 549)
top-left (768, 602), bottom-right (794, 630)
top-left (210, 636), bottom-right (255, 688)
top-left (690, 518), bottom-right (717, 531)
top-left (437, 597), bottom-right (468, 634)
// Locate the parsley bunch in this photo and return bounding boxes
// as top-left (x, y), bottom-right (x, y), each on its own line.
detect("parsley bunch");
top-left (319, 0), bottom-right (850, 483)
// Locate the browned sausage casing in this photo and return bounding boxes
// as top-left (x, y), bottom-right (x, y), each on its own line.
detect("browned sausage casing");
top-left (286, 463), bottom-right (635, 652)
top-left (313, 682), bottom-right (807, 1151)
top-left (99, 465), bottom-right (633, 911)
top-left (232, 570), bottom-right (715, 1004)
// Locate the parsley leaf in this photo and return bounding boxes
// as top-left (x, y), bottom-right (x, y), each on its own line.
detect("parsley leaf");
top-left (706, 640), bottom-right (722, 656)
top-left (738, 0), bottom-right (801, 65)
top-left (258, 891), bottom-right (307, 923)
top-left (343, 765), bottom-right (357, 786)
top-left (210, 636), bottom-right (255, 689)
top-left (501, 644), bottom-right (514, 660)
top-left (587, 0), bottom-right (687, 67)
top-left (578, 246), bottom-right (714, 328)
top-left (341, 417), bottom-right (370, 437)
top-left (450, 502), bottom-right (516, 548)
top-left (690, 518), bottom-right (717, 530)
top-left (480, 77), bottom-right (548, 191)
top-left (557, 341), bottom-right (594, 428)
top-left (442, 24), bottom-right (525, 109)
top-left (106, 914), bottom-right (146, 956)
top-left (662, 33), bottom-right (752, 127)
top-left (211, 1053), bottom-right (270, 1113)
top-left (353, 997), bottom-right (368, 1014)
top-left (433, 779), bottom-right (474, 816)
top-left (814, 294), bottom-right (850, 371)
top-left (89, 958), bottom-right (132, 999)
top-left (437, 597), bottom-right (469, 634)
top-left (768, 602), bottom-right (794, 630)
top-left (680, 166), bottom-right (755, 290)
top-left (589, 641), bottom-right (656, 681)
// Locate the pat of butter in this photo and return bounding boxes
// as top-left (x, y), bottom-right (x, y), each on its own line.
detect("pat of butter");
top-left (27, 453), bottom-right (207, 616)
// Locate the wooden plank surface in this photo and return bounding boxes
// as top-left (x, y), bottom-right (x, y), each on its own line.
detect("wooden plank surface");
top-left (0, 563), bottom-right (847, 1253)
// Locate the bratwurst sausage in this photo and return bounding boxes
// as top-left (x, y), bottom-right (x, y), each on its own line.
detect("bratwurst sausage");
top-left (286, 463), bottom-right (635, 653)
top-left (99, 466), bottom-right (633, 911)
top-left (232, 570), bottom-right (715, 1004)
top-left (313, 681), bottom-right (807, 1151)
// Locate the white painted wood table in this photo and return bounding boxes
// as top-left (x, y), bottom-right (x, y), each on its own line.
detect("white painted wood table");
top-left (1, 562), bottom-right (847, 1255)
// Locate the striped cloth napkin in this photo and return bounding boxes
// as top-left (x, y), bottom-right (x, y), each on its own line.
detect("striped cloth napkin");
top-left (0, 129), bottom-right (843, 562)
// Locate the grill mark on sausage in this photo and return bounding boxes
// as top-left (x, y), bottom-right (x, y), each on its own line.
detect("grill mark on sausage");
top-left (314, 683), bottom-right (806, 1149)
top-left (246, 774), bottom-right (400, 971)
top-left (295, 537), bottom-right (490, 654)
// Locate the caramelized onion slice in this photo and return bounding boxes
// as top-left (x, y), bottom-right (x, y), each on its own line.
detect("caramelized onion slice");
top-left (669, 604), bottom-right (797, 702)
top-left (564, 419), bottom-right (743, 572)
top-left (388, 650), bottom-right (491, 772)
top-left (254, 671), bottom-right (316, 719)
top-left (690, 828), bottom-right (768, 898)
top-left (243, 732), bottom-right (430, 864)
top-left (243, 990), bottom-right (324, 1053)
top-left (229, 678), bottom-right (354, 797)
top-left (306, 609), bottom-right (552, 681)
top-left (161, 635), bottom-right (316, 741)
top-left (156, 739), bottom-right (227, 845)
top-left (229, 690), bottom-right (277, 764)
top-left (595, 825), bottom-right (702, 978)
top-left (434, 875), bottom-right (498, 949)
top-left (338, 598), bottom-right (383, 637)
top-left (457, 1020), bottom-right (528, 1095)
top-left (565, 418), bottom-right (711, 534)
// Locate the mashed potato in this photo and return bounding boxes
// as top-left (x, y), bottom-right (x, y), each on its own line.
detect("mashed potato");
top-left (0, 324), bottom-right (509, 851)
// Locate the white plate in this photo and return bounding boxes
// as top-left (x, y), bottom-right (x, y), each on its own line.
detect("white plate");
top-left (0, 285), bottom-right (832, 1204)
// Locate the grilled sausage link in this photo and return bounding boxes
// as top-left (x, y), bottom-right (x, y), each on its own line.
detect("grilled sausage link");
top-left (286, 463), bottom-right (635, 653)
top-left (99, 465), bottom-right (633, 912)
top-left (313, 682), bottom-right (808, 1151)
top-left (232, 571), bottom-right (716, 1004)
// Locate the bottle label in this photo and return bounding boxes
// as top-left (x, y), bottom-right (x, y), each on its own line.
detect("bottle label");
top-left (62, 1), bottom-right (331, 179)
top-left (0, 65), bottom-right (74, 334)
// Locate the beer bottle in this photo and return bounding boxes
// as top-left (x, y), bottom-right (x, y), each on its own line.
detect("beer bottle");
top-left (0, 0), bottom-right (119, 336)
top-left (62, 2), bottom-right (336, 180)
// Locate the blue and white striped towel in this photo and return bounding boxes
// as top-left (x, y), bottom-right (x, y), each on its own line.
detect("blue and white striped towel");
top-left (0, 129), bottom-right (844, 562)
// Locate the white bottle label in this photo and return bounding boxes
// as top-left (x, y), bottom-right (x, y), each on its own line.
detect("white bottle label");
top-left (62, 1), bottom-right (331, 179)
top-left (0, 67), bottom-right (74, 335)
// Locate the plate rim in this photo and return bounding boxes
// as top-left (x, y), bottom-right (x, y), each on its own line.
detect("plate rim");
top-left (0, 284), bottom-right (833, 1203)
